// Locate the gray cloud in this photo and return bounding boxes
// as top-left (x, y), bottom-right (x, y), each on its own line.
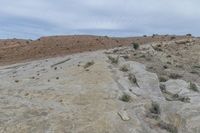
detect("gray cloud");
top-left (0, 0), bottom-right (200, 39)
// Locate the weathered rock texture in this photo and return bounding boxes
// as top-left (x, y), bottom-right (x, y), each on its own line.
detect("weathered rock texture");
top-left (0, 39), bottom-right (200, 133)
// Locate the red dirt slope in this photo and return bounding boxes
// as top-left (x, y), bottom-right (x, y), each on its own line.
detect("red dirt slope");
top-left (0, 35), bottom-right (188, 65)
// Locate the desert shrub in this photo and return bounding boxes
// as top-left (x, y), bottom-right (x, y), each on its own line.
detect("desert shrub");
top-left (152, 34), bottom-right (158, 38)
top-left (163, 65), bottom-right (168, 69)
top-left (120, 93), bottom-right (131, 102)
top-left (192, 65), bottom-right (200, 69)
top-left (170, 36), bottom-right (176, 40)
top-left (150, 102), bottom-right (161, 115)
top-left (160, 84), bottom-right (167, 93)
top-left (108, 56), bottom-right (119, 64)
top-left (178, 96), bottom-right (190, 103)
top-left (139, 54), bottom-right (146, 58)
top-left (172, 94), bottom-right (190, 103)
top-left (190, 70), bottom-right (199, 75)
top-left (169, 73), bottom-right (182, 79)
top-left (84, 61), bottom-right (94, 69)
top-left (186, 34), bottom-right (192, 37)
top-left (128, 73), bottom-right (137, 84)
top-left (132, 42), bottom-right (139, 50)
top-left (120, 65), bottom-right (129, 72)
top-left (15, 80), bottom-right (19, 83)
top-left (189, 82), bottom-right (199, 92)
top-left (159, 76), bottom-right (168, 82)
top-left (158, 121), bottom-right (178, 133)
top-left (153, 46), bottom-right (163, 51)
top-left (147, 101), bottom-right (161, 120)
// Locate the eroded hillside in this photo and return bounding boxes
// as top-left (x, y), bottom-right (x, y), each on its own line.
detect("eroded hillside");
top-left (0, 35), bottom-right (187, 65)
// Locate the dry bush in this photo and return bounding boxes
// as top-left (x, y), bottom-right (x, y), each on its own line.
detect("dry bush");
top-left (84, 61), bottom-right (95, 69)
top-left (108, 56), bottom-right (119, 64)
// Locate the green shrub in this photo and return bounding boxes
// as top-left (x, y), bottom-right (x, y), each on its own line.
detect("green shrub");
top-left (132, 42), bottom-right (139, 50)
top-left (120, 93), bottom-right (131, 102)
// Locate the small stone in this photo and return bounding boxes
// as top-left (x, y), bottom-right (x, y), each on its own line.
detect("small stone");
top-left (118, 110), bottom-right (130, 121)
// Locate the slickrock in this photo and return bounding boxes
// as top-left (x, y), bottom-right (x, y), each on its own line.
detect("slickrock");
top-left (0, 38), bottom-right (200, 133)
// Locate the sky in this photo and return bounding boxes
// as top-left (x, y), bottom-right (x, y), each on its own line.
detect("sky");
top-left (0, 0), bottom-right (200, 39)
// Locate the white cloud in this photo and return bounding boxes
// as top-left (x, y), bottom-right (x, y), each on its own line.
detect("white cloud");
top-left (0, 0), bottom-right (200, 38)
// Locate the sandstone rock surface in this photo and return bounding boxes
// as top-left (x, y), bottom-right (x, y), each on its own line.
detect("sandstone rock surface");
top-left (0, 41), bottom-right (200, 133)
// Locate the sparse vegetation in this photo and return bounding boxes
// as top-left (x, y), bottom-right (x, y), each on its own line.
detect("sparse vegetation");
top-left (120, 93), bottom-right (131, 102)
top-left (189, 82), bottom-right (199, 92)
top-left (128, 73), bottom-right (137, 84)
top-left (186, 34), bottom-right (192, 37)
top-left (161, 84), bottom-right (190, 103)
top-left (168, 92), bottom-right (190, 103)
top-left (84, 61), bottom-right (95, 69)
top-left (120, 65), bottom-right (129, 72)
top-left (143, 35), bottom-right (147, 37)
top-left (163, 65), bottom-right (168, 69)
top-left (139, 54), bottom-right (146, 58)
top-left (170, 36), bottom-right (176, 40)
top-left (153, 46), bottom-right (163, 51)
top-left (158, 121), bottom-right (178, 133)
top-left (108, 56), bottom-right (119, 64)
top-left (167, 61), bottom-right (172, 65)
top-left (192, 65), bottom-right (200, 69)
top-left (147, 101), bottom-right (161, 120)
top-left (159, 76), bottom-right (168, 82)
top-left (132, 42), bottom-right (139, 50)
top-left (160, 84), bottom-right (167, 93)
top-left (15, 80), bottom-right (19, 83)
top-left (150, 102), bottom-right (161, 115)
top-left (178, 96), bottom-right (190, 103)
top-left (169, 73), bottom-right (182, 79)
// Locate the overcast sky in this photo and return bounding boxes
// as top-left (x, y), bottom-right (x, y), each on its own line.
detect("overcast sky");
top-left (0, 0), bottom-right (199, 39)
